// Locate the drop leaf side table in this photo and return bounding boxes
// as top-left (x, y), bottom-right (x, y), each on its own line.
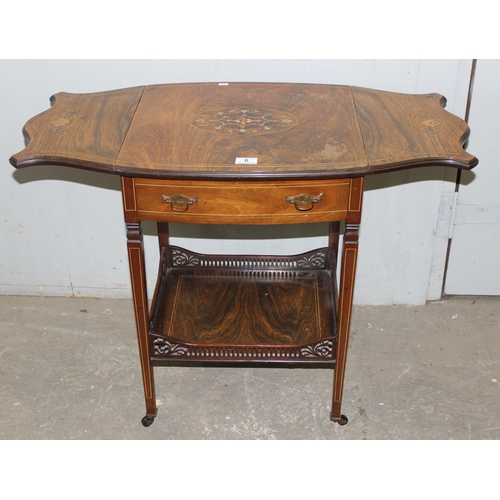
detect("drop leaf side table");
top-left (10, 83), bottom-right (477, 427)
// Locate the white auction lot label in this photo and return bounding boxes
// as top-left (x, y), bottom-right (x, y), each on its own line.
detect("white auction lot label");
top-left (235, 157), bottom-right (258, 164)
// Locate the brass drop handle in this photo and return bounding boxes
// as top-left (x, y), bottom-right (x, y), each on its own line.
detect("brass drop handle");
top-left (285, 193), bottom-right (323, 211)
top-left (162, 194), bottom-right (198, 212)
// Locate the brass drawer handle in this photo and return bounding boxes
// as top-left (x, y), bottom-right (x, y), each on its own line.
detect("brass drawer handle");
top-left (162, 194), bottom-right (198, 212)
top-left (285, 193), bottom-right (323, 211)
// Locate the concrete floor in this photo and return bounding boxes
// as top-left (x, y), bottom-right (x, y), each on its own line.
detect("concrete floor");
top-left (1, 295), bottom-right (499, 440)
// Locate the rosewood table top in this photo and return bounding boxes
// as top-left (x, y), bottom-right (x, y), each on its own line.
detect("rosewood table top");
top-left (10, 82), bottom-right (477, 179)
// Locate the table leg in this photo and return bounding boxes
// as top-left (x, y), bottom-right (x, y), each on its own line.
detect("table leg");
top-left (126, 221), bottom-right (157, 426)
top-left (157, 222), bottom-right (169, 252)
top-left (331, 177), bottom-right (363, 425)
top-left (329, 221), bottom-right (341, 311)
top-left (330, 222), bottom-right (359, 424)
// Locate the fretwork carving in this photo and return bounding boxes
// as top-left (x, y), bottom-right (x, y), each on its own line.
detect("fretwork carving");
top-left (297, 250), bottom-right (325, 268)
top-left (300, 340), bottom-right (333, 357)
top-left (172, 248), bottom-right (200, 267)
top-left (153, 337), bottom-right (188, 356)
top-left (152, 335), bottom-right (334, 361)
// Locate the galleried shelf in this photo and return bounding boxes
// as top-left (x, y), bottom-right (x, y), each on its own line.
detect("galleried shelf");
top-left (149, 246), bottom-right (337, 363)
top-left (10, 82), bottom-right (477, 428)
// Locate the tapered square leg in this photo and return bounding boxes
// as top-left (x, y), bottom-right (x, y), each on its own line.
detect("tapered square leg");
top-left (127, 221), bottom-right (157, 425)
top-left (330, 177), bottom-right (364, 425)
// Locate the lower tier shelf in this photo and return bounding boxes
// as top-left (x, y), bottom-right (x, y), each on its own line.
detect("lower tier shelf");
top-left (148, 246), bottom-right (338, 364)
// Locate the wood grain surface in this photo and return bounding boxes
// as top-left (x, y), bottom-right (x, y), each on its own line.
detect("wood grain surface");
top-left (114, 83), bottom-right (367, 176)
top-left (10, 83), bottom-right (478, 179)
top-left (156, 270), bottom-right (332, 346)
top-left (352, 87), bottom-right (475, 171)
top-left (11, 87), bottom-right (144, 172)
top-left (132, 178), bottom-right (351, 224)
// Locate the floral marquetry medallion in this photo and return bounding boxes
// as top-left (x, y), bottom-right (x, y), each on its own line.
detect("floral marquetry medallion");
top-left (191, 107), bottom-right (297, 135)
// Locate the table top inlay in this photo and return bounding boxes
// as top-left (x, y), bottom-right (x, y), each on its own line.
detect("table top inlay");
top-left (10, 82), bottom-right (477, 180)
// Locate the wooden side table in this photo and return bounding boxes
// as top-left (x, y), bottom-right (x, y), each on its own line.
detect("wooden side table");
top-left (10, 83), bottom-right (477, 427)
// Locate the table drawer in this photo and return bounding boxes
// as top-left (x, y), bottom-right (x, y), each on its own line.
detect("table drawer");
top-left (133, 179), bottom-right (351, 224)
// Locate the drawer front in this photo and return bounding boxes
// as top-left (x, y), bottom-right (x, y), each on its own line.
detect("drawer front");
top-left (133, 179), bottom-right (351, 224)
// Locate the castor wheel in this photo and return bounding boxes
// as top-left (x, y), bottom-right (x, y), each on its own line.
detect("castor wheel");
top-left (141, 415), bottom-right (155, 427)
top-left (337, 415), bottom-right (349, 426)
